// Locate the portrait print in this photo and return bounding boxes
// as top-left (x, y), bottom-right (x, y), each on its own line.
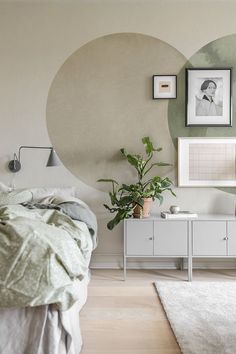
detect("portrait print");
top-left (195, 78), bottom-right (223, 116)
top-left (186, 68), bottom-right (231, 127)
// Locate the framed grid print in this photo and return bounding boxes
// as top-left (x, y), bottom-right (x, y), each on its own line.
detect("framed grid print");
top-left (178, 137), bottom-right (236, 187)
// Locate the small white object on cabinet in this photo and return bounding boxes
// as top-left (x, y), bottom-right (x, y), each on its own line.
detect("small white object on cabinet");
top-left (161, 211), bottom-right (198, 219)
top-left (169, 205), bottom-right (180, 214)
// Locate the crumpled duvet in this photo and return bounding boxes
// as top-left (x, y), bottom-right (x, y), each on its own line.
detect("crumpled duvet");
top-left (0, 201), bottom-right (95, 310)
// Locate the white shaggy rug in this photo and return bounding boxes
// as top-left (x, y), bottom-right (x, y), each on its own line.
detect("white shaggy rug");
top-left (154, 281), bottom-right (236, 354)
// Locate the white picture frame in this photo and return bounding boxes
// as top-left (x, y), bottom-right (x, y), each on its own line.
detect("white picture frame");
top-left (186, 68), bottom-right (232, 126)
top-left (178, 137), bottom-right (236, 187)
top-left (152, 75), bottom-right (177, 99)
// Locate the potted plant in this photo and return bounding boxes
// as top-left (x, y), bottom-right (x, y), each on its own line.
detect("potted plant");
top-left (98, 137), bottom-right (175, 230)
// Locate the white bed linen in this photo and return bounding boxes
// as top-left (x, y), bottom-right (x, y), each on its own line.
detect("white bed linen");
top-left (0, 272), bottom-right (90, 354)
top-left (60, 271), bottom-right (90, 354)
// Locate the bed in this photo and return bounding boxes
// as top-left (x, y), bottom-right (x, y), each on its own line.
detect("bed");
top-left (0, 186), bottom-right (97, 354)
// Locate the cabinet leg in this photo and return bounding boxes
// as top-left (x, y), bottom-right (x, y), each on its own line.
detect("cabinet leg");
top-left (187, 220), bottom-right (192, 281)
top-left (188, 256), bottom-right (192, 282)
top-left (179, 258), bottom-right (184, 271)
top-left (123, 256), bottom-right (126, 281)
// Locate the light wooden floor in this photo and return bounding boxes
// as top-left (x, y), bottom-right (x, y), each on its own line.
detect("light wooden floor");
top-left (80, 269), bottom-right (236, 354)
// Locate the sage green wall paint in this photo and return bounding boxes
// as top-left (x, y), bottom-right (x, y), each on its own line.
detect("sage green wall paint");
top-left (47, 33), bottom-right (186, 191)
top-left (168, 34), bottom-right (236, 194)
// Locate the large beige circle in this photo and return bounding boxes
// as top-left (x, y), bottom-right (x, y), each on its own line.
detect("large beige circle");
top-left (46, 33), bottom-right (186, 191)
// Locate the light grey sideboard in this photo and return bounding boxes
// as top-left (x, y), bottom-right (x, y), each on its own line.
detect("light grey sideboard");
top-left (123, 214), bottom-right (236, 281)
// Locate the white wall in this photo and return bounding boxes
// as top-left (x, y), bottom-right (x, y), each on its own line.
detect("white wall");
top-left (1, 1), bottom-right (236, 267)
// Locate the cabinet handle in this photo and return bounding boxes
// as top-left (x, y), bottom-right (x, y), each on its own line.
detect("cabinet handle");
top-left (224, 236), bottom-right (229, 240)
top-left (148, 237), bottom-right (153, 240)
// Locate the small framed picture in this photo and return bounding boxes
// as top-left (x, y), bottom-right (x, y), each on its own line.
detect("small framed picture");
top-left (186, 68), bottom-right (232, 127)
top-left (152, 75), bottom-right (177, 99)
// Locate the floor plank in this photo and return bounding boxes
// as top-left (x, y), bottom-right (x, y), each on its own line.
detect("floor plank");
top-left (80, 269), bottom-right (236, 353)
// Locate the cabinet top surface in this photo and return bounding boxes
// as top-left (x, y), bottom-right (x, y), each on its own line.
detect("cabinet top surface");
top-left (124, 214), bottom-right (236, 222)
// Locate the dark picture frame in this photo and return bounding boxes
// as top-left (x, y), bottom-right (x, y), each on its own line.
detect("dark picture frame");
top-left (186, 68), bottom-right (232, 127)
top-left (152, 75), bottom-right (177, 99)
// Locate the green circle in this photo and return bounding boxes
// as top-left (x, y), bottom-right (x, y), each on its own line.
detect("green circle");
top-left (168, 34), bottom-right (236, 194)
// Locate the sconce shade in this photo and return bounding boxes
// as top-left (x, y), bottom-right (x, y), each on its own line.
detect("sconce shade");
top-left (46, 149), bottom-right (61, 167)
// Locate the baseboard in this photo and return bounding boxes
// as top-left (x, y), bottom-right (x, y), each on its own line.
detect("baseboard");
top-left (90, 253), bottom-right (236, 269)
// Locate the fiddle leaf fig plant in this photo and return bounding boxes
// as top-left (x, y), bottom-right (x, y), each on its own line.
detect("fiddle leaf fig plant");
top-left (98, 137), bottom-right (176, 230)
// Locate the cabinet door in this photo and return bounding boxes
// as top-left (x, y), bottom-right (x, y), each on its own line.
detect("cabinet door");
top-left (227, 222), bottom-right (236, 256)
top-left (154, 221), bottom-right (188, 256)
top-left (193, 221), bottom-right (227, 256)
top-left (126, 221), bottom-right (153, 256)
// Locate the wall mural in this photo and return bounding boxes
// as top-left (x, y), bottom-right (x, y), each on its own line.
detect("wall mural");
top-left (46, 33), bottom-right (236, 194)
top-left (168, 34), bottom-right (236, 194)
top-left (46, 33), bottom-right (186, 191)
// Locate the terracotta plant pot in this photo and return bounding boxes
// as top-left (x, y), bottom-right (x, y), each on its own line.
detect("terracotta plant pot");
top-left (133, 198), bottom-right (153, 218)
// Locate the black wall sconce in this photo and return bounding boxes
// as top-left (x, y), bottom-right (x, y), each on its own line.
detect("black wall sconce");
top-left (8, 146), bottom-right (61, 173)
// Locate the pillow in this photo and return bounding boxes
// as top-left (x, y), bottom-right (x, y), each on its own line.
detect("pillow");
top-left (27, 187), bottom-right (76, 202)
top-left (0, 190), bottom-right (33, 206)
top-left (50, 196), bottom-right (98, 248)
top-left (51, 195), bottom-right (88, 208)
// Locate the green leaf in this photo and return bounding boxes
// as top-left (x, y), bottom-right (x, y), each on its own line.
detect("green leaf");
top-left (142, 136), bottom-right (154, 155)
top-left (132, 197), bottom-right (144, 207)
top-left (151, 176), bottom-right (162, 183)
top-left (103, 204), bottom-right (121, 213)
top-left (143, 162), bottom-right (171, 177)
top-left (142, 136), bottom-right (163, 154)
top-left (119, 184), bottom-right (133, 192)
top-left (155, 162), bottom-right (171, 167)
top-left (109, 191), bottom-right (118, 205)
top-left (97, 179), bottom-right (119, 184)
top-left (103, 204), bottom-right (112, 210)
top-left (156, 194), bottom-right (164, 204)
top-left (107, 218), bottom-right (119, 230)
top-left (118, 195), bottom-right (134, 206)
top-left (167, 188), bottom-right (176, 197)
top-left (107, 210), bottom-right (131, 230)
top-left (127, 154), bottom-right (140, 168)
top-left (120, 148), bottom-right (128, 156)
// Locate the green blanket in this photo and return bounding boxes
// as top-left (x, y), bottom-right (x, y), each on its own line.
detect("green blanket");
top-left (0, 204), bottom-right (93, 310)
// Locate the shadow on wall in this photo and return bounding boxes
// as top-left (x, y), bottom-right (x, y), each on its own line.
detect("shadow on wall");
top-left (211, 193), bottom-right (235, 215)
